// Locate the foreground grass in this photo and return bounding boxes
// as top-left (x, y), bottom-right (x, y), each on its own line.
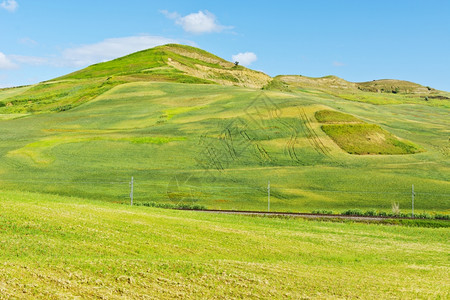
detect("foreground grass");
top-left (0, 190), bottom-right (448, 298)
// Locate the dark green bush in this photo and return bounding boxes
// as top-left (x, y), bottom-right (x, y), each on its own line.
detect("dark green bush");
top-left (311, 210), bottom-right (334, 215)
top-left (52, 105), bottom-right (73, 112)
top-left (341, 209), bottom-right (364, 216)
top-left (364, 210), bottom-right (377, 216)
top-left (136, 201), bottom-right (206, 210)
top-left (435, 214), bottom-right (450, 220)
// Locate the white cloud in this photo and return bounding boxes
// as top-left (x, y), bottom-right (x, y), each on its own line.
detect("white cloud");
top-left (231, 52), bottom-right (257, 67)
top-left (0, 52), bottom-right (17, 69)
top-left (60, 35), bottom-right (182, 67)
top-left (162, 10), bottom-right (231, 34)
top-left (1, 0), bottom-right (18, 12)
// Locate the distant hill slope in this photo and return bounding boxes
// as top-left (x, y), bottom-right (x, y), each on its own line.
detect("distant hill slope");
top-left (273, 75), bottom-right (446, 94)
top-left (267, 75), bottom-right (450, 106)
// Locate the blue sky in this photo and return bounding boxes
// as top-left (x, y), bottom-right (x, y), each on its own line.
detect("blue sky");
top-left (1, 0), bottom-right (449, 91)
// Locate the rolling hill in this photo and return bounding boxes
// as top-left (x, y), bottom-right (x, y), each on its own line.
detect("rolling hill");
top-left (0, 44), bottom-right (448, 214)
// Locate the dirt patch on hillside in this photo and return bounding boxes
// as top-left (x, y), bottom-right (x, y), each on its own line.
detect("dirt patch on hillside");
top-left (278, 75), bottom-right (358, 91)
top-left (366, 132), bottom-right (386, 144)
top-left (167, 59), bottom-right (271, 89)
top-left (163, 45), bottom-right (234, 68)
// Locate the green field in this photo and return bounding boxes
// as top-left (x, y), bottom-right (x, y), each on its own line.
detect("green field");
top-left (0, 190), bottom-right (448, 298)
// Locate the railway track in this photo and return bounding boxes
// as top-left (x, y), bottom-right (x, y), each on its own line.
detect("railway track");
top-left (178, 208), bottom-right (443, 222)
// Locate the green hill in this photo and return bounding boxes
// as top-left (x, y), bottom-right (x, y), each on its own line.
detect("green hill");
top-left (0, 44), bottom-right (448, 214)
top-left (0, 44), bottom-right (271, 114)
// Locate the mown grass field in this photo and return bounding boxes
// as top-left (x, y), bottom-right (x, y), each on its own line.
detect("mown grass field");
top-left (314, 109), bottom-right (364, 123)
top-left (316, 110), bottom-right (423, 155)
top-left (0, 190), bottom-right (448, 298)
top-left (321, 124), bottom-right (421, 155)
top-left (0, 81), bottom-right (449, 213)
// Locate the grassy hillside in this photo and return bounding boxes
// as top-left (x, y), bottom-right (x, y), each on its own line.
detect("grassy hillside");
top-left (0, 190), bottom-right (448, 298)
top-left (0, 81), bottom-right (448, 213)
top-left (0, 44), bottom-right (448, 214)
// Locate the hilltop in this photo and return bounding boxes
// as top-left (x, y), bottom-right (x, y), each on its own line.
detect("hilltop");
top-left (58, 44), bottom-right (271, 88)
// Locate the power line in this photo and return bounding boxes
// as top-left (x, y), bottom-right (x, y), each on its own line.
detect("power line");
top-left (0, 179), bottom-right (449, 197)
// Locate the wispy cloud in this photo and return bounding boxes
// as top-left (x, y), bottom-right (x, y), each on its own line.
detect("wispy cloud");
top-left (0, 52), bottom-right (17, 69)
top-left (232, 52), bottom-right (257, 66)
top-left (161, 10), bottom-right (232, 34)
top-left (160, 10), bottom-right (179, 20)
top-left (0, 74), bottom-right (10, 88)
top-left (59, 35), bottom-right (185, 67)
top-left (4, 35), bottom-right (193, 70)
top-left (1, 0), bottom-right (18, 12)
top-left (332, 61), bottom-right (345, 67)
top-left (18, 37), bottom-right (38, 47)
top-left (9, 55), bottom-right (48, 66)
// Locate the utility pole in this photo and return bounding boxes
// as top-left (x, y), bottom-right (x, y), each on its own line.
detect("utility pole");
top-left (268, 180), bottom-right (270, 212)
top-left (130, 176), bottom-right (134, 206)
top-left (412, 184), bottom-right (414, 218)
